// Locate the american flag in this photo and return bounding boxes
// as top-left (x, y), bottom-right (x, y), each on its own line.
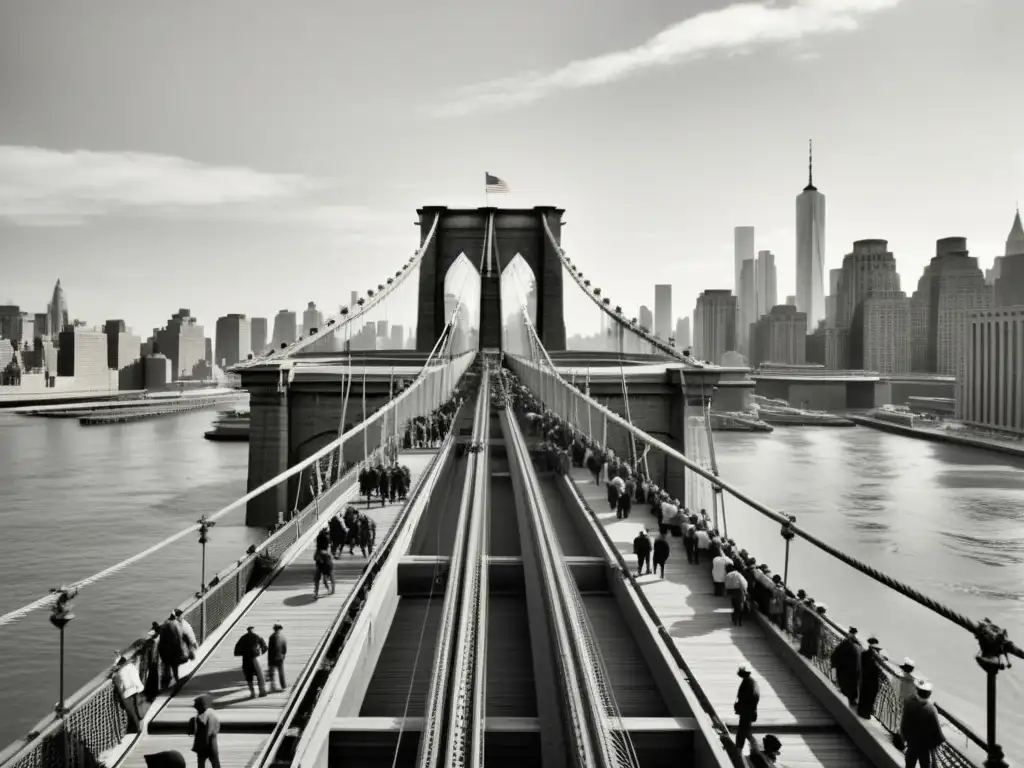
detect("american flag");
top-left (485, 172), bottom-right (510, 194)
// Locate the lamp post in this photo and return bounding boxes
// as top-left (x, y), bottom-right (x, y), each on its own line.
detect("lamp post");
top-left (49, 586), bottom-right (78, 718)
top-left (975, 618), bottom-right (1011, 768)
top-left (197, 515), bottom-right (216, 643)
top-left (780, 517), bottom-right (796, 586)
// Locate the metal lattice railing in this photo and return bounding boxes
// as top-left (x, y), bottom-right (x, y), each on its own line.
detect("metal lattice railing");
top-left (556, 558), bottom-right (640, 768)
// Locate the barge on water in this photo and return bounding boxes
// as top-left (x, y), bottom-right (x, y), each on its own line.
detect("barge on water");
top-left (204, 408), bottom-right (250, 441)
top-left (79, 394), bottom-right (243, 425)
top-left (752, 395), bottom-right (856, 426)
top-left (709, 410), bottom-right (774, 432)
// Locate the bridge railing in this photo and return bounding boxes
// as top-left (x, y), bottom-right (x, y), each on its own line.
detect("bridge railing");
top-left (504, 349), bottom-right (1012, 768)
top-left (0, 458), bottom-right (358, 768)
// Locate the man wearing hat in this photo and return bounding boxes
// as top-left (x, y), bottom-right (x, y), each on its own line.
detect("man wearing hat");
top-left (733, 665), bottom-right (760, 753)
top-left (900, 680), bottom-right (946, 767)
top-left (268, 623), bottom-right (288, 692)
top-left (232, 626), bottom-right (268, 698)
top-left (857, 637), bottom-right (885, 719)
top-left (830, 627), bottom-right (861, 707)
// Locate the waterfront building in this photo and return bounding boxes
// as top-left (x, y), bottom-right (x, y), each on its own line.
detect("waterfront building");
top-left (756, 250), bottom-right (778, 318)
top-left (734, 226), bottom-right (754, 299)
top-left (156, 309), bottom-right (206, 381)
top-left (785, 295), bottom-right (796, 306)
top-left (47, 279), bottom-right (70, 339)
top-left (795, 142), bottom-right (826, 329)
top-left (103, 319), bottom-right (142, 388)
top-left (250, 317), bottom-right (268, 355)
top-left (910, 237), bottom-right (992, 375)
top-left (215, 313), bottom-right (252, 368)
top-left (806, 324), bottom-right (827, 365)
top-left (376, 320), bottom-right (389, 347)
top-left (675, 316), bottom-right (690, 350)
top-left (750, 304), bottom-right (807, 366)
top-left (693, 289), bottom-right (737, 364)
top-left (57, 328), bottom-right (110, 389)
top-left (992, 207), bottom-right (1024, 307)
top-left (0, 305), bottom-right (33, 344)
top-left (852, 291), bottom-right (912, 374)
top-left (738, 260), bottom-right (757, 353)
top-left (831, 239), bottom-right (901, 369)
top-left (303, 302), bottom-right (323, 335)
top-left (959, 305), bottom-right (1024, 435)
top-left (271, 309), bottom-right (298, 349)
top-left (143, 353), bottom-right (172, 390)
top-left (654, 284), bottom-right (672, 340)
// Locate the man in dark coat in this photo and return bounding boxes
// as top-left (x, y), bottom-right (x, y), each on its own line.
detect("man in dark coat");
top-left (358, 514), bottom-right (377, 557)
top-left (734, 665), bottom-right (760, 753)
top-left (377, 465), bottom-right (390, 507)
top-left (233, 626), bottom-right (268, 698)
top-left (830, 627), bottom-right (862, 707)
top-left (632, 529), bottom-right (652, 576)
top-left (157, 614), bottom-right (188, 689)
top-left (188, 693), bottom-right (220, 768)
top-left (857, 637), bottom-right (884, 719)
top-left (328, 515), bottom-right (345, 558)
top-left (652, 532), bottom-right (670, 578)
top-left (267, 623), bottom-right (288, 691)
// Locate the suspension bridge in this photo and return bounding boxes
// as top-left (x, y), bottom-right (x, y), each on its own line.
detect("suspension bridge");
top-left (0, 207), bottom-right (1014, 768)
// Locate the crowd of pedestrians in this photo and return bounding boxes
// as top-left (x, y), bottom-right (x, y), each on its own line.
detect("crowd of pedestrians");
top-left (501, 367), bottom-right (949, 767)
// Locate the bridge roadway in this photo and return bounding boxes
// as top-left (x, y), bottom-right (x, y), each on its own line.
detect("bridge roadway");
top-left (107, 382), bottom-right (879, 768)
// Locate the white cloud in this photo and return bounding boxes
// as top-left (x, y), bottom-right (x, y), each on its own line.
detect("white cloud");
top-left (0, 145), bottom-right (347, 227)
top-left (429, 0), bottom-right (903, 117)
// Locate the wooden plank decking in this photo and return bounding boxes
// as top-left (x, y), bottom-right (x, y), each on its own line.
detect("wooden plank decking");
top-left (568, 468), bottom-right (873, 768)
top-left (115, 451), bottom-right (437, 768)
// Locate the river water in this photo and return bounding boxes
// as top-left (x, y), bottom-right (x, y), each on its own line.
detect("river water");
top-left (0, 413), bottom-right (1020, 758)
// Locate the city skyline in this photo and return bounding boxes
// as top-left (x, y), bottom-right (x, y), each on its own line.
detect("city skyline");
top-left (1, 1), bottom-right (1022, 337)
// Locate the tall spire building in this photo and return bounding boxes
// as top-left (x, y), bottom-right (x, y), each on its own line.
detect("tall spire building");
top-left (47, 279), bottom-right (69, 339)
top-left (993, 205), bottom-right (1024, 307)
top-left (796, 141), bottom-right (826, 330)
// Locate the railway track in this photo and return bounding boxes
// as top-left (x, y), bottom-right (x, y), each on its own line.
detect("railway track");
top-left (255, 360), bottom-right (729, 768)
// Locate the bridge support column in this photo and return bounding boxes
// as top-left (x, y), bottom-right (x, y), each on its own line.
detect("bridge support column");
top-left (246, 382), bottom-right (290, 528)
top-left (664, 369), bottom-right (721, 508)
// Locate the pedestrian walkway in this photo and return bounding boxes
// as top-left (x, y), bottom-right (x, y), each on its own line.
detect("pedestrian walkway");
top-left (568, 468), bottom-right (873, 768)
top-left (112, 451), bottom-right (437, 768)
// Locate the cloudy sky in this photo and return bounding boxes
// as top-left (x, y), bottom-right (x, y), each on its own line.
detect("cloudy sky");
top-left (1, 0), bottom-right (1021, 337)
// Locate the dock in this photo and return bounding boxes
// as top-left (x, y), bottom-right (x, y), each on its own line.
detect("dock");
top-left (79, 395), bottom-right (240, 425)
top-left (108, 451), bottom-right (437, 768)
top-left (568, 467), bottom-right (873, 768)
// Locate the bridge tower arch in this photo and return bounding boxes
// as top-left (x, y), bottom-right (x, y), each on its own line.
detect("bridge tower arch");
top-left (415, 206), bottom-right (567, 352)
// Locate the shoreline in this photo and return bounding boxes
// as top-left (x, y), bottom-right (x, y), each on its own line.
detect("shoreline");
top-left (850, 415), bottom-right (1024, 457)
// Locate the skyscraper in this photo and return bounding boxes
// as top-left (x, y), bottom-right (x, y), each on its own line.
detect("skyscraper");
top-left (755, 250), bottom-right (778, 317)
top-left (271, 309), bottom-right (298, 349)
top-left (654, 285), bottom-right (672, 340)
top-left (638, 305), bottom-right (653, 333)
top-left (156, 309), bottom-right (205, 381)
top-left (675, 317), bottom-right (691, 350)
top-left (47, 279), bottom-right (69, 339)
top-left (796, 141), bottom-right (826, 329)
top-left (734, 227), bottom-right (754, 295)
top-left (738, 260), bottom-right (757, 352)
top-left (825, 268), bottom-right (843, 329)
top-left (302, 302), bottom-right (323, 336)
top-left (250, 317), bottom-right (268, 355)
top-left (834, 239), bottom-right (906, 371)
top-left (993, 206), bottom-right (1024, 306)
top-left (215, 314), bottom-right (252, 368)
top-left (750, 305), bottom-right (807, 366)
top-left (693, 290), bottom-right (738, 364)
top-left (910, 237), bottom-right (991, 375)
